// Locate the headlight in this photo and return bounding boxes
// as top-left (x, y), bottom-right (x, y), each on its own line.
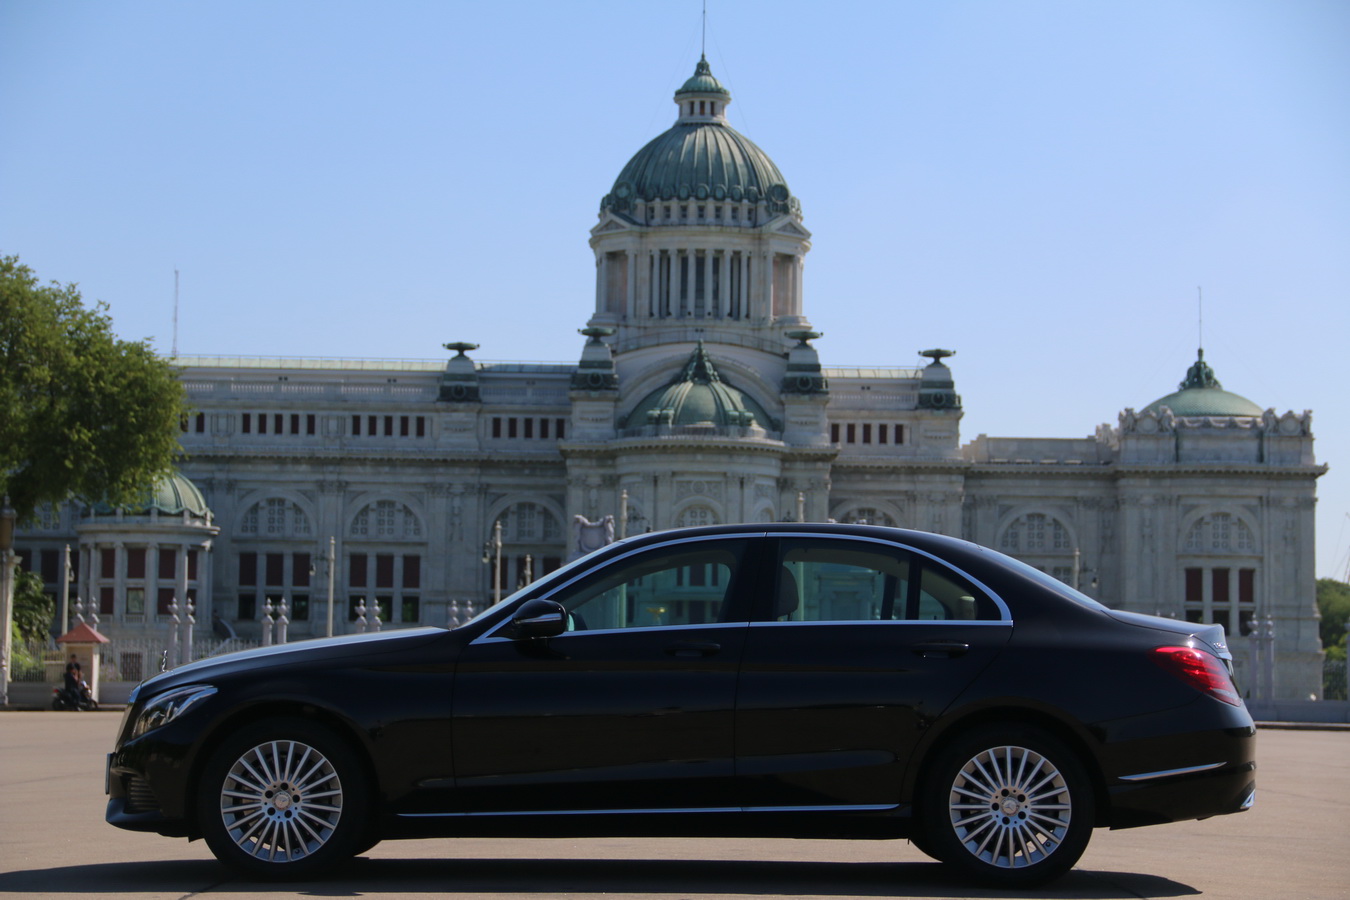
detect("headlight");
top-left (132, 684), bottom-right (217, 738)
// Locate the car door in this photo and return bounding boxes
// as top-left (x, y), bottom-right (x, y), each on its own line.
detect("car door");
top-left (736, 535), bottom-right (1012, 809)
top-left (451, 534), bottom-right (755, 814)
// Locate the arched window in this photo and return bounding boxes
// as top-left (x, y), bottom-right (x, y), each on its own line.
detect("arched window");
top-left (240, 497), bottom-right (312, 537)
top-left (999, 512), bottom-right (1075, 585)
top-left (1184, 513), bottom-right (1256, 554)
top-left (350, 500), bottom-right (422, 541)
top-left (489, 502), bottom-right (565, 594)
top-left (1181, 512), bottom-right (1259, 637)
top-left (675, 505), bottom-right (718, 529)
top-left (839, 507), bottom-right (897, 528)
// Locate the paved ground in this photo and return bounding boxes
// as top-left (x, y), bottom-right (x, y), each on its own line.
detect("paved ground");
top-left (0, 711), bottom-right (1346, 900)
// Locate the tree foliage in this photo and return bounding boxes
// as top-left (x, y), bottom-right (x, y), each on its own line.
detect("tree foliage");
top-left (11, 569), bottom-right (54, 645)
top-left (1316, 578), bottom-right (1350, 661)
top-left (0, 255), bottom-right (186, 520)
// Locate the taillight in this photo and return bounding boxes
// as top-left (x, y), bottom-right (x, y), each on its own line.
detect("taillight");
top-left (1151, 646), bottom-right (1242, 706)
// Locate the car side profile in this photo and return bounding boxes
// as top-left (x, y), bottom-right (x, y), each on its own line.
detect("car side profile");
top-left (106, 523), bottom-right (1255, 887)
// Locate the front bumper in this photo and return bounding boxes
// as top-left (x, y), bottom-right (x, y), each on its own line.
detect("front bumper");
top-left (105, 718), bottom-right (201, 837)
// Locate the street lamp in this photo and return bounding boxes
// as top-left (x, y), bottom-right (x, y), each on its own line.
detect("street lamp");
top-left (0, 497), bottom-right (17, 708)
top-left (481, 520), bottom-right (503, 605)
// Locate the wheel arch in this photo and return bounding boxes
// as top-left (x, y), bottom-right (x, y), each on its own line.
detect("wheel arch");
top-left (182, 699), bottom-right (381, 839)
top-left (906, 705), bottom-right (1111, 829)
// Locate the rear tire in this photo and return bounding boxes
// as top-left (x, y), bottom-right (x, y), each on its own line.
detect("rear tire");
top-left (919, 724), bottom-right (1094, 887)
top-left (197, 718), bottom-right (368, 879)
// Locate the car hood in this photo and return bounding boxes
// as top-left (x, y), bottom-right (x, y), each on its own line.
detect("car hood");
top-left (129, 627), bottom-right (447, 702)
top-left (1104, 609), bottom-right (1231, 661)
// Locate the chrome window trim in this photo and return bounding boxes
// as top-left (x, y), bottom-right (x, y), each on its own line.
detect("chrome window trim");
top-left (1118, 762), bottom-right (1225, 782)
top-left (769, 531), bottom-right (1013, 622)
top-left (474, 620), bottom-right (749, 644)
top-left (472, 530), bottom-right (768, 645)
top-left (471, 529), bottom-right (1012, 646)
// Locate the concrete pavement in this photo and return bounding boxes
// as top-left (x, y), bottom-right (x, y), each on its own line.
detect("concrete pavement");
top-left (0, 711), bottom-right (1346, 899)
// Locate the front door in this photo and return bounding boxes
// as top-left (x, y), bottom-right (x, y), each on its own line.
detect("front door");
top-left (452, 535), bottom-right (755, 813)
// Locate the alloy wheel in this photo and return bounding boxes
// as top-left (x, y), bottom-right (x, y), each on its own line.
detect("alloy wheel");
top-left (947, 743), bottom-right (1072, 870)
top-left (218, 739), bottom-right (344, 863)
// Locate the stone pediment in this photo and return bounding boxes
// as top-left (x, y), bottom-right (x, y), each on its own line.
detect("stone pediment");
top-left (773, 220), bottom-right (811, 238)
top-left (590, 212), bottom-right (636, 237)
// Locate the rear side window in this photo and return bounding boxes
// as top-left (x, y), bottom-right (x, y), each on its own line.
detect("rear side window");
top-left (774, 538), bottom-right (1000, 622)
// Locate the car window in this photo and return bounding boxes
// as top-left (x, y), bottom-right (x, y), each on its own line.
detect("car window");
top-left (776, 539), bottom-right (1000, 622)
top-left (551, 539), bottom-right (747, 630)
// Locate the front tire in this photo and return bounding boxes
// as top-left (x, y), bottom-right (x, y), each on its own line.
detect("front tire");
top-left (198, 718), bottom-right (368, 879)
top-left (920, 725), bottom-right (1094, 887)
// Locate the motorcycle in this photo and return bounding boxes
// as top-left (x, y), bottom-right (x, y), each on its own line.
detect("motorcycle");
top-left (52, 680), bottom-right (98, 711)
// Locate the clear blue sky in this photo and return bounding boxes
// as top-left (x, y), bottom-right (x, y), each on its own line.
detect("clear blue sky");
top-left (3, 1), bottom-right (1348, 577)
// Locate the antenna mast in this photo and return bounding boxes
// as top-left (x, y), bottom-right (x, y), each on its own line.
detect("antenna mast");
top-left (1197, 285), bottom-right (1203, 355)
top-left (702, 0), bottom-right (707, 56)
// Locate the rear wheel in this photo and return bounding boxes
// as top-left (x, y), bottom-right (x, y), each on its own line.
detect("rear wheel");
top-left (920, 725), bottom-right (1094, 887)
top-left (198, 718), bottom-right (368, 879)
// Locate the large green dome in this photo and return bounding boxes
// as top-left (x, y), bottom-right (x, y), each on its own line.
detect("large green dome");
top-left (1144, 351), bottom-right (1263, 417)
top-left (600, 57), bottom-right (799, 217)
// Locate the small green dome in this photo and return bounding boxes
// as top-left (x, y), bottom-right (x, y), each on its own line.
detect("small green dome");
top-left (676, 55), bottom-right (730, 96)
top-left (625, 343), bottom-right (775, 431)
top-left (93, 471), bottom-right (211, 517)
top-left (1144, 351), bottom-right (1263, 417)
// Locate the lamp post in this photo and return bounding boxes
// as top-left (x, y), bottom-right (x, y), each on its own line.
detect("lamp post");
top-left (482, 520), bottom-right (503, 605)
top-left (325, 537), bottom-right (336, 638)
top-left (311, 537), bottom-right (338, 638)
top-left (0, 498), bottom-right (17, 708)
top-left (60, 543), bottom-right (72, 634)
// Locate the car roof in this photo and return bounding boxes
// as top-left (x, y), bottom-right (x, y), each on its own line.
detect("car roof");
top-left (615, 522), bottom-right (982, 558)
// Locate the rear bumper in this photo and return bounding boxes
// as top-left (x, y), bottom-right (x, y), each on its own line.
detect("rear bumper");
top-left (1099, 698), bottom-right (1256, 829)
top-left (1107, 756), bottom-right (1255, 828)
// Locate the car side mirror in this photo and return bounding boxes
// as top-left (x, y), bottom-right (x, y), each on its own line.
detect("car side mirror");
top-left (511, 598), bottom-right (568, 639)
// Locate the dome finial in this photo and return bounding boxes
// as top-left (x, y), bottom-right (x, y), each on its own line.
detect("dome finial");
top-left (1180, 349), bottom-right (1222, 391)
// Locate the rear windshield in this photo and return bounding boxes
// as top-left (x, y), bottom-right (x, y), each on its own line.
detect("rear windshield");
top-left (977, 546), bottom-right (1111, 613)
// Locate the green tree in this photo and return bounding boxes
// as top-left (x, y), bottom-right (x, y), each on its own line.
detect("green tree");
top-left (11, 569), bottom-right (54, 644)
top-left (1315, 578), bottom-right (1350, 661)
top-left (0, 255), bottom-right (186, 520)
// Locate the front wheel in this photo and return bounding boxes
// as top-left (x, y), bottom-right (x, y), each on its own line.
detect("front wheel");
top-left (919, 725), bottom-right (1095, 887)
top-left (197, 718), bottom-right (368, 879)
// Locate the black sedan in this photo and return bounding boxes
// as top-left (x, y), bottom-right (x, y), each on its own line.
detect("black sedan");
top-left (107, 524), bottom-right (1254, 886)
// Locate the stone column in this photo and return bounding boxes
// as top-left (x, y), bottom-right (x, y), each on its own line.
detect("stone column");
top-left (675, 248), bottom-right (686, 317)
top-left (596, 253), bottom-right (607, 316)
top-left (626, 249), bottom-right (637, 321)
top-left (114, 542), bottom-right (126, 616)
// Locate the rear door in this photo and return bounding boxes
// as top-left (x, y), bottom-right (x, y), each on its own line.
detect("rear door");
top-left (736, 535), bottom-right (1013, 809)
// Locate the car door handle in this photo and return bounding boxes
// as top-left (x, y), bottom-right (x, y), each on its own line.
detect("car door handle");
top-left (665, 641), bottom-right (722, 658)
top-left (912, 640), bottom-right (970, 659)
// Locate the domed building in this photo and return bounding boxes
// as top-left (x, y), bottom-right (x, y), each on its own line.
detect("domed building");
top-left (75, 470), bottom-right (219, 647)
top-left (13, 57), bottom-right (1327, 700)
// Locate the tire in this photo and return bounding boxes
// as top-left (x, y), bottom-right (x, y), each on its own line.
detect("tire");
top-left (197, 718), bottom-right (368, 879)
top-left (919, 725), bottom-right (1094, 887)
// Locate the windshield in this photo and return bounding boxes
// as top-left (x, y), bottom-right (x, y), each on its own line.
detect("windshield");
top-left (455, 536), bottom-right (641, 628)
